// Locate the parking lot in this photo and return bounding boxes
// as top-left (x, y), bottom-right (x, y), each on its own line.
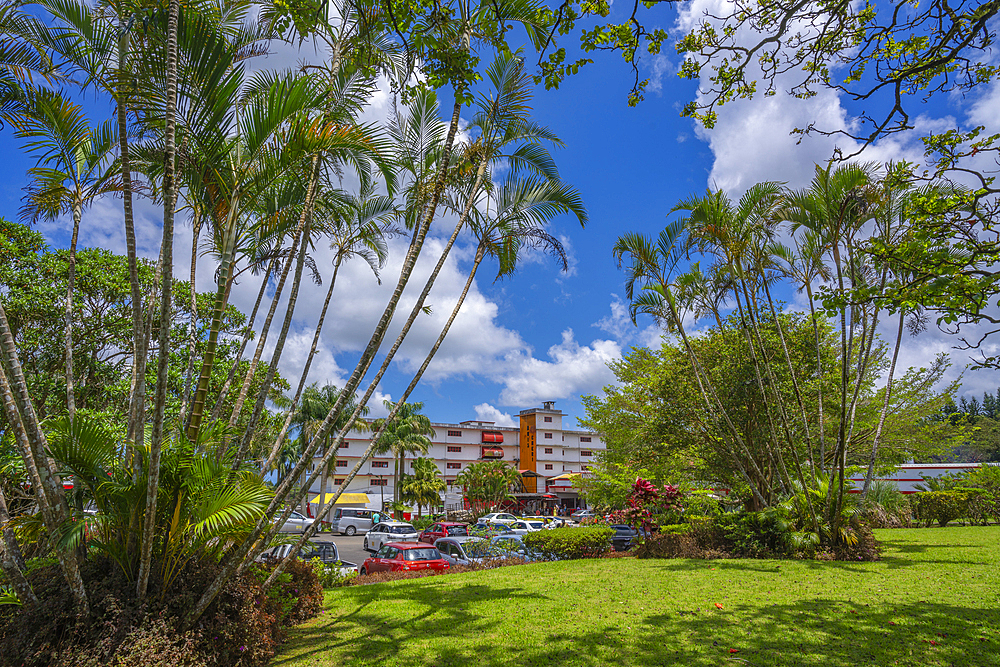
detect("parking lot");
top-left (310, 532), bottom-right (372, 566)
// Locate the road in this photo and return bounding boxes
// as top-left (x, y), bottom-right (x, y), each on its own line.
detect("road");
top-left (311, 532), bottom-right (373, 567)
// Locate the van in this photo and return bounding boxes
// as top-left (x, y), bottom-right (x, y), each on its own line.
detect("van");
top-left (330, 508), bottom-right (375, 536)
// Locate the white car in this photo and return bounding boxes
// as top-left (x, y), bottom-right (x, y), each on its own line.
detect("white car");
top-left (478, 512), bottom-right (518, 525)
top-left (277, 510), bottom-right (313, 534)
top-left (506, 519), bottom-right (546, 535)
top-left (571, 509), bottom-right (596, 521)
top-left (364, 521), bottom-right (420, 552)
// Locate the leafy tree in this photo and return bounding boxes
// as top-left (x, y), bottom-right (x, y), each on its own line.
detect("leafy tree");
top-left (399, 457), bottom-right (446, 517)
top-left (454, 460), bottom-right (522, 513)
top-left (372, 400), bottom-right (435, 511)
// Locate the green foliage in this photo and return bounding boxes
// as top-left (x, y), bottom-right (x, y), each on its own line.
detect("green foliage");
top-left (309, 559), bottom-right (358, 589)
top-left (916, 490), bottom-right (973, 527)
top-left (454, 460), bottom-right (522, 512)
top-left (523, 526), bottom-right (613, 560)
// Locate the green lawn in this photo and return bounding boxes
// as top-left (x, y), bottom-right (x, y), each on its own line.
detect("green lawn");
top-left (273, 527), bottom-right (1000, 666)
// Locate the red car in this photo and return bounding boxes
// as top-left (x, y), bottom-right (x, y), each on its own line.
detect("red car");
top-left (419, 521), bottom-right (469, 544)
top-left (360, 542), bottom-right (451, 575)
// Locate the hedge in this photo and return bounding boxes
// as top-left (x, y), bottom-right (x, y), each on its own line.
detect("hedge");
top-left (524, 526), bottom-right (613, 560)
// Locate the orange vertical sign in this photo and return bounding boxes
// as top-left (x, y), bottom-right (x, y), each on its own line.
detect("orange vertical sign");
top-left (519, 413), bottom-right (537, 493)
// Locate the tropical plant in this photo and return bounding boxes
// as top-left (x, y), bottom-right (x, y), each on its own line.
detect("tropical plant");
top-left (372, 401), bottom-right (435, 511)
top-left (400, 457), bottom-right (446, 517)
top-left (455, 460), bottom-right (522, 513)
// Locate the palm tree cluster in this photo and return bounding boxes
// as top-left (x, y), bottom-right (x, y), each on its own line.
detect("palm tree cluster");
top-left (614, 161), bottom-right (960, 546)
top-left (0, 0), bottom-right (585, 628)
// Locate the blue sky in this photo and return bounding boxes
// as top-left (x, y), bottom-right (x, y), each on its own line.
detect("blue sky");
top-left (2, 0), bottom-right (997, 430)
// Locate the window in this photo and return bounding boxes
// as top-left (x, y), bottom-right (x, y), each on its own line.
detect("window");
top-left (447, 462), bottom-right (461, 470)
top-left (334, 478), bottom-right (345, 485)
top-left (544, 448), bottom-right (553, 454)
top-left (544, 432), bottom-right (552, 439)
top-left (580, 436), bottom-right (592, 443)
top-left (371, 479), bottom-right (387, 486)
top-left (336, 460), bottom-right (348, 468)
top-left (447, 446), bottom-right (462, 453)
top-left (544, 464), bottom-right (553, 470)
top-left (581, 450), bottom-right (593, 457)
top-left (340, 442), bottom-right (348, 448)
top-left (543, 416), bottom-right (552, 422)
top-left (371, 461), bottom-right (389, 468)
top-left (446, 479), bottom-right (456, 486)
top-left (448, 430), bottom-right (462, 437)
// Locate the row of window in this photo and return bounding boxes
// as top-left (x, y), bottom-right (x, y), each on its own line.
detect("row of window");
top-left (334, 449), bottom-right (594, 467)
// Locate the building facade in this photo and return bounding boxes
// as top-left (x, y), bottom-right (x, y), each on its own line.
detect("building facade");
top-left (304, 401), bottom-right (604, 513)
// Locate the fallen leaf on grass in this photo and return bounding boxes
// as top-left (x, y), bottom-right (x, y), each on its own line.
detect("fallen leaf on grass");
top-left (729, 648), bottom-right (740, 654)
top-left (715, 603), bottom-right (724, 609)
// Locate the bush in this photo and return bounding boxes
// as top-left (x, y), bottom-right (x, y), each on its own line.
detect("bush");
top-left (917, 490), bottom-right (971, 527)
top-left (310, 559), bottom-right (359, 588)
top-left (715, 511), bottom-right (791, 558)
top-left (0, 555), bottom-right (323, 667)
top-left (633, 532), bottom-right (706, 559)
top-left (523, 526), bottom-right (613, 560)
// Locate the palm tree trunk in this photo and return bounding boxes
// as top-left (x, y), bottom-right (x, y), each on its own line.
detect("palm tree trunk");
top-left (178, 208), bottom-right (203, 425)
top-left (186, 95), bottom-right (466, 629)
top-left (233, 217), bottom-right (312, 463)
top-left (804, 280), bottom-right (826, 472)
top-left (208, 259), bottom-right (275, 423)
top-left (226, 220), bottom-right (305, 429)
top-left (861, 310), bottom-right (906, 497)
top-left (185, 221), bottom-right (239, 442)
top-left (0, 302), bottom-right (88, 614)
top-left (64, 200), bottom-right (82, 421)
top-left (137, 0), bottom-right (178, 601)
top-left (119, 29), bottom-right (145, 473)
top-left (265, 257), bottom-right (342, 470)
top-left (0, 486), bottom-right (35, 605)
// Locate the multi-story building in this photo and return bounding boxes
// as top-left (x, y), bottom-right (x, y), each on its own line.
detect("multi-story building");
top-left (304, 401), bottom-right (604, 514)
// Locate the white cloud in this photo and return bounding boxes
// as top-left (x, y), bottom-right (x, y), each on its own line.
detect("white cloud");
top-left (496, 329), bottom-right (620, 406)
top-left (473, 403), bottom-right (517, 426)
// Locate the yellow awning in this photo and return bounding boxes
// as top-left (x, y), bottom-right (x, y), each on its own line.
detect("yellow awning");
top-left (549, 473), bottom-right (581, 481)
top-left (308, 492), bottom-right (370, 505)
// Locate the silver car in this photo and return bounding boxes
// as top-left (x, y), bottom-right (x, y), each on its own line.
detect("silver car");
top-left (329, 507), bottom-right (376, 536)
top-left (363, 521), bottom-right (420, 552)
top-left (433, 536), bottom-right (499, 566)
top-left (277, 510), bottom-right (312, 534)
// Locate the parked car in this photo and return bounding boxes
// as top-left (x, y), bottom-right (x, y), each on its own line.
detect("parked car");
top-left (329, 507), bottom-right (376, 536)
top-left (364, 521), bottom-right (420, 552)
top-left (469, 522), bottom-right (516, 537)
top-left (609, 524), bottom-right (640, 551)
top-left (418, 521), bottom-right (469, 544)
top-left (506, 519), bottom-right (546, 535)
top-left (433, 536), bottom-right (503, 566)
top-left (258, 541), bottom-right (357, 574)
top-left (359, 542), bottom-right (450, 575)
top-left (477, 512), bottom-right (518, 525)
top-left (488, 534), bottom-right (541, 562)
top-left (277, 510), bottom-right (314, 534)
top-left (570, 509), bottom-right (596, 521)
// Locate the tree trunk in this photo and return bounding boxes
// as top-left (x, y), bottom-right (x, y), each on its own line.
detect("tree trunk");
top-left (208, 259), bottom-right (275, 423)
top-left (185, 92), bottom-right (466, 629)
top-left (265, 257), bottom-right (342, 471)
top-left (226, 221), bottom-right (304, 429)
top-left (137, 0), bottom-right (178, 601)
top-left (0, 301), bottom-right (88, 614)
top-left (861, 310), bottom-right (906, 497)
top-left (119, 29), bottom-right (145, 475)
top-left (178, 208), bottom-right (203, 425)
top-left (64, 201), bottom-right (82, 422)
top-left (0, 486), bottom-right (35, 605)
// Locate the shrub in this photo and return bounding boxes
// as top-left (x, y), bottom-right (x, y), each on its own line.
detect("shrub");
top-left (917, 490), bottom-right (971, 527)
top-left (715, 511), bottom-right (792, 558)
top-left (524, 526), bottom-right (613, 560)
top-left (310, 559), bottom-right (358, 588)
top-left (0, 555), bottom-right (323, 667)
top-left (633, 532), bottom-right (705, 559)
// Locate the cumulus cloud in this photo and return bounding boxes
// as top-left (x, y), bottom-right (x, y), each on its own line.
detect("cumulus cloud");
top-left (473, 403), bottom-right (517, 426)
top-left (496, 329), bottom-right (620, 406)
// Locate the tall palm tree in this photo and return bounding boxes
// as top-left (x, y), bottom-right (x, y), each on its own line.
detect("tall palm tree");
top-left (372, 400), bottom-right (435, 511)
top-left (265, 186), bottom-right (395, 469)
top-left (11, 89), bottom-right (121, 422)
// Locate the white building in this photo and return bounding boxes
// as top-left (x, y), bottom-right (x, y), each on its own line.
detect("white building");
top-left (304, 401), bottom-right (604, 514)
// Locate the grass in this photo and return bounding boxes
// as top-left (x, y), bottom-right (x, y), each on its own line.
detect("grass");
top-left (273, 526), bottom-right (1000, 666)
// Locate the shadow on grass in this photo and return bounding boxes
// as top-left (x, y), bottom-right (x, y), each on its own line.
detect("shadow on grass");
top-left (275, 584), bottom-right (1000, 667)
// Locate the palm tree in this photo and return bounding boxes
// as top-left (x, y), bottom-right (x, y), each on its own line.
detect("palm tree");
top-left (454, 460), bottom-right (522, 513)
top-left (373, 401), bottom-right (435, 512)
top-left (400, 457), bottom-right (446, 517)
top-left (265, 187), bottom-right (395, 470)
top-left (11, 89), bottom-right (121, 422)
